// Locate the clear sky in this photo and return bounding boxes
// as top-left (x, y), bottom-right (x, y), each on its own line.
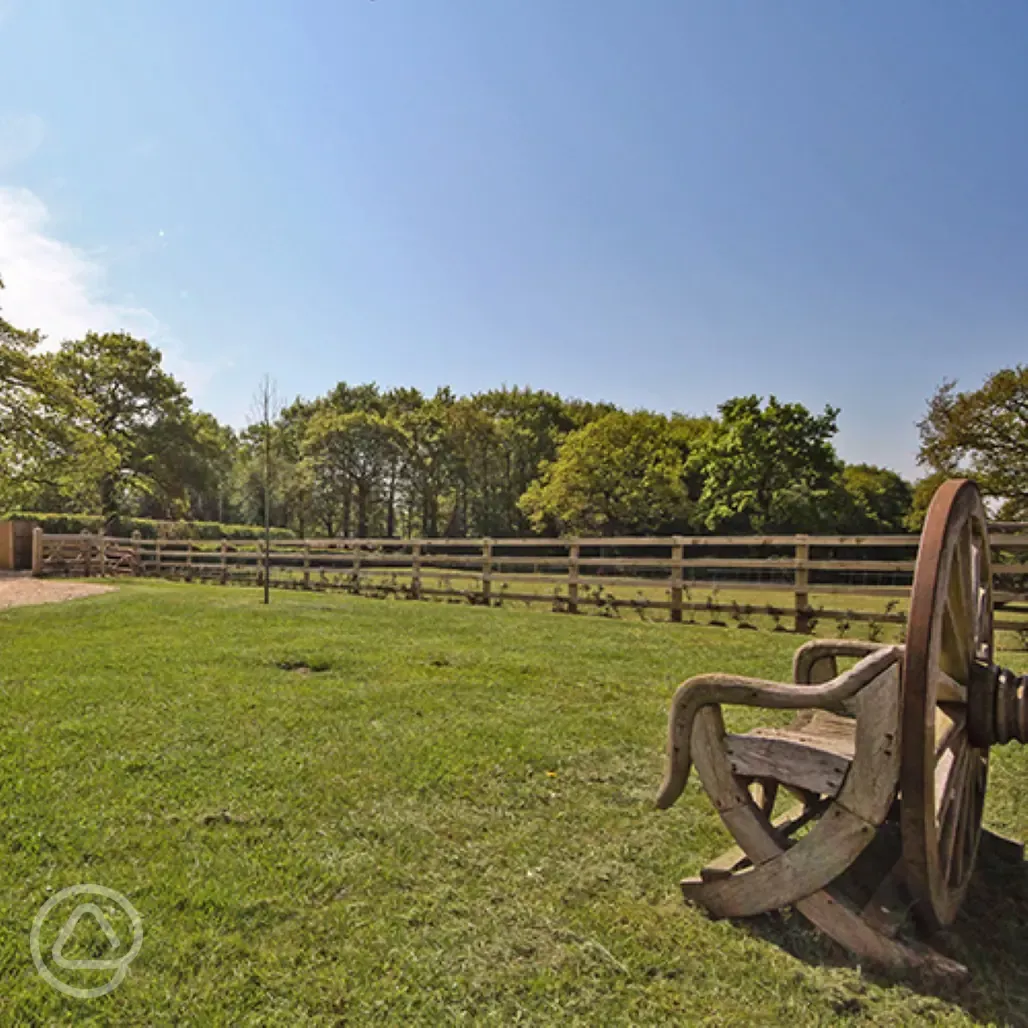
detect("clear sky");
top-left (1, 1), bottom-right (1026, 478)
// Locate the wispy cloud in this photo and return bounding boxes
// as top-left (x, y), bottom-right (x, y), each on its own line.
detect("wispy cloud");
top-left (0, 186), bottom-right (160, 344)
top-left (0, 184), bottom-right (226, 399)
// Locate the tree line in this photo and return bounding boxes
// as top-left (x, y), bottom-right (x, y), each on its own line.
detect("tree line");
top-left (2, 279), bottom-right (1024, 538)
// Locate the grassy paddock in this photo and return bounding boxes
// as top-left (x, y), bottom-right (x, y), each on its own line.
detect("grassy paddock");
top-left (2, 581), bottom-right (1028, 1024)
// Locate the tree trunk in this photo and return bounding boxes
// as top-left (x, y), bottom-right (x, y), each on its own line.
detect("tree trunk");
top-left (504, 450), bottom-right (513, 535)
top-left (100, 473), bottom-right (119, 535)
top-left (421, 486), bottom-right (431, 537)
top-left (480, 449), bottom-right (491, 536)
top-left (357, 483), bottom-right (370, 538)
top-left (386, 470), bottom-right (397, 538)
top-left (443, 506), bottom-right (460, 537)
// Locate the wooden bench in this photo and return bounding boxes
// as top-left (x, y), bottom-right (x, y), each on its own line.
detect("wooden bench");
top-left (656, 480), bottom-right (1028, 978)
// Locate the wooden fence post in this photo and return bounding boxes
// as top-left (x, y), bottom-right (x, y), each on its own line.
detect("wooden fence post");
top-left (670, 538), bottom-right (684, 623)
top-left (155, 537), bottom-right (163, 577)
top-left (568, 542), bottom-right (580, 614)
top-left (482, 538), bottom-right (492, 605)
top-left (31, 526), bottom-right (43, 575)
top-left (185, 539), bottom-right (193, 581)
top-left (220, 539), bottom-right (228, 585)
top-left (82, 530), bottom-right (92, 578)
top-left (302, 541), bottom-right (310, 589)
top-left (131, 530), bottom-right (142, 576)
top-left (352, 543), bottom-right (362, 591)
top-left (412, 541), bottom-right (422, 599)
top-left (794, 536), bottom-right (810, 633)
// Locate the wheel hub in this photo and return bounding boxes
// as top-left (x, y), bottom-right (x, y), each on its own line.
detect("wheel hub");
top-left (968, 661), bottom-right (1028, 747)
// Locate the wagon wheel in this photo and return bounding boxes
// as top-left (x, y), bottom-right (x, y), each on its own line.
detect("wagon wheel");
top-left (901, 479), bottom-right (993, 930)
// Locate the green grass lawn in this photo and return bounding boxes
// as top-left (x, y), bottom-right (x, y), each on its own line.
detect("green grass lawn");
top-left (2, 582), bottom-right (1028, 1025)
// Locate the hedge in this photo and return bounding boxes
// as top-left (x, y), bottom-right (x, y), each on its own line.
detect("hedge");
top-left (2, 512), bottom-right (296, 541)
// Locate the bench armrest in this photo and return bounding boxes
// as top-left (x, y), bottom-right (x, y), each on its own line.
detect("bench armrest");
top-left (656, 646), bottom-right (901, 810)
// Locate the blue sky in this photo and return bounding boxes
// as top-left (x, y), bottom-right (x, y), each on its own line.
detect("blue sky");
top-left (1, 1), bottom-right (1026, 478)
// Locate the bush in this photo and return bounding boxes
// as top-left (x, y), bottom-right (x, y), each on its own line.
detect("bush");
top-left (2, 512), bottom-right (295, 541)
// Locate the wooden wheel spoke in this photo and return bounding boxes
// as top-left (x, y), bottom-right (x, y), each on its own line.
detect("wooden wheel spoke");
top-left (969, 540), bottom-right (980, 629)
top-left (938, 745), bottom-right (968, 881)
top-left (935, 705), bottom-right (967, 759)
top-left (971, 538), bottom-right (992, 662)
top-left (941, 773), bottom-right (962, 879)
top-left (935, 728), bottom-right (967, 816)
top-left (953, 759), bottom-right (982, 886)
top-left (941, 540), bottom-right (971, 682)
top-left (941, 596), bottom-right (966, 682)
top-left (953, 522), bottom-right (973, 627)
top-left (940, 611), bottom-right (969, 683)
top-left (935, 670), bottom-right (968, 704)
top-left (975, 588), bottom-right (989, 660)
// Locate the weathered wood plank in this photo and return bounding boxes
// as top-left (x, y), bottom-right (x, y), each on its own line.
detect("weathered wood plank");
top-left (835, 666), bottom-right (901, 824)
top-left (725, 735), bottom-right (850, 796)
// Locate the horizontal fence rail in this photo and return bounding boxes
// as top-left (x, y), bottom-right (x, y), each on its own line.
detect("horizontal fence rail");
top-left (31, 525), bottom-right (1028, 637)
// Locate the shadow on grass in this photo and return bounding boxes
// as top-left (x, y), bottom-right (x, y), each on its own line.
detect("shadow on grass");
top-left (718, 836), bottom-right (1028, 1027)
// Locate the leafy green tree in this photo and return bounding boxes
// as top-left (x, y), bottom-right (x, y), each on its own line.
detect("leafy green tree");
top-left (232, 436), bottom-right (297, 530)
top-left (916, 367), bottom-right (1028, 519)
top-left (135, 410), bottom-right (236, 521)
top-left (0, 275), bottom-right (42, 428)
top-left (0, 276), bottom-right (67, 510)
top-left (904, 469), bottom-right (950, 532)
top-left (446, 397), bottom-right (504, 537)
top-left (473, 387), bottom-right (588, 535)
top-left (837, 463), bottom-right (912, 533)
top-left (303, 409), bottom-right (402, 537)
top-left (519, 411), bottom-right (697, 536)
top-left (44, 333), bottom-right (200, 529)
top-left (691, 395), bottom-right (841, 533)
top-left (395, 389), bottom-right (456, 537)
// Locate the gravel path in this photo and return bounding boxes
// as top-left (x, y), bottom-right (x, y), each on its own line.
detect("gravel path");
top-left (0, 576), bottom-right (115, 611)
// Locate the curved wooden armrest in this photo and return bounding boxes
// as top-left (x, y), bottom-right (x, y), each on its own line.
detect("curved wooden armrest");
top-left (792, 639), bottom-right (894, 686)
top-left (655, 646), bottom-right (901, 810)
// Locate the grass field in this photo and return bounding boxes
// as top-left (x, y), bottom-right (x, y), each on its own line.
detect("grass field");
top-left (2, 581), bottom-right (1028, 1025)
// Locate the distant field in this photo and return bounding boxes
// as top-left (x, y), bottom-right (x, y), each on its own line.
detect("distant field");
top-left (2, 581), bottom-right (1028, 1024)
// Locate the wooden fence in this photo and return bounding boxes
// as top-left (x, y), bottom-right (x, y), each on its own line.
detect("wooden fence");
top-left (31, 525), bottom-right (1028, 636)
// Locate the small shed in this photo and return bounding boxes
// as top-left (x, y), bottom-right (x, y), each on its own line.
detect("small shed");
top-left (0, 520), bottom-right (35, 571)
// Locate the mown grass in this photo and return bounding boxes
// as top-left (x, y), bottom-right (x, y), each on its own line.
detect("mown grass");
top-left (2, 581), bottom-right (1028, 1025)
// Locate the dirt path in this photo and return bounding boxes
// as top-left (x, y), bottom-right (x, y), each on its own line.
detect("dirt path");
top-left (0, 576), bottom-right (115, 611)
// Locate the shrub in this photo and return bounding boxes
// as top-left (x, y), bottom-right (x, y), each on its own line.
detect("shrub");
top-left (2, 511), bottom-right (295, 541)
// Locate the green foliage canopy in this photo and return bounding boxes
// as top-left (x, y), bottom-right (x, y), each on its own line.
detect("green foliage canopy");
top-left (518, 411), bottom-right (702, 536)
top-left (916, 367), bottom-right (1028, 519)
top-left (690, 395), bottom-right (841, 533)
